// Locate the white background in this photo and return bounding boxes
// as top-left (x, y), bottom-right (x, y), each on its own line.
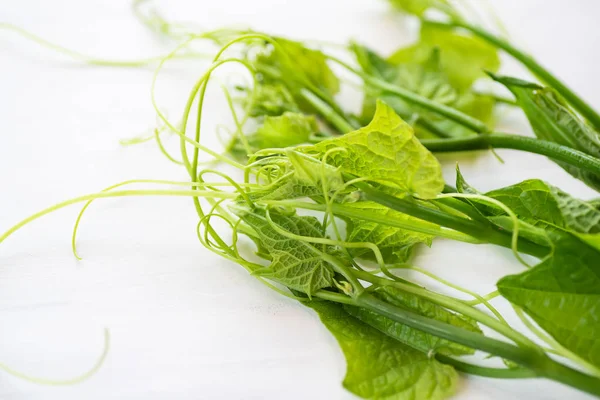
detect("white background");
top-left (1, 0), bottom-right (599, 399)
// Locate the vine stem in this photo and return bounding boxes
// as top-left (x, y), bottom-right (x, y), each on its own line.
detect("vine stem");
top-left (350, 270), bottom-right (537, 350)
top-left (426, 20), bottom-right (600, 131)
top-left (326, 56), bottom-right (489, 134)
top-left (353, 293), bottom-right (600, 397)
top-left (421, 132), bottom-right (600, 177)
top-left (352, 181), bottom-right (551, 258)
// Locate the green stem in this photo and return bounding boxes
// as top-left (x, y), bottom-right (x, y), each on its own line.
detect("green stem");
top-left (421, 133), bottom-right (600, 177)
top-left (300, 89), bottom-right (354, 133)
top-left (431, 20), bottom-right (600, 131)
top-left (259, 199), bottom-right (482, 244)
top-left (351, 270), bottom-right (536, 350)
top-left (327, 56), bottom-right (489, 133)
top-left (353, 181), bottom-right (550, 258)
top-left (435, 354), bottom-right (538, 379)
top-left (356, 293), bottom-right (538, 364)
top-left (355, 293), bottom-right (600, 396)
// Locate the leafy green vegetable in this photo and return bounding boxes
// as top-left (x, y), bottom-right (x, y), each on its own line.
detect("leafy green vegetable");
top-left (344, 201), bottom-right (433, 263)
top-left (486, 179), bottom-right (600, 234)
top-left (353, 43), bottom-right (495, 138)
top-left (255, 37), bottom-right (340, 97)
top-left (389, 22), bottom-right (500, 91)
top-left (309, 300), bottom-right (458, 400)
top-left (231, 112), bottom-right (317, 159)
top-left (247, 150), bottom-right (345, 201)
top-left (242, 82), bottom-right (299, 117)
top-left (308, 101), bottom-right (444, 198)
top-left (236, 207), bottom-right (334, 295)
top-left (456, 168), bottom-right (600, 234)
top-left (491, 74), bottom-right (600, 191)
top-left (345, 286), bottom-right (481, 356)
top-left (498, 231), bottom-right (600, 368)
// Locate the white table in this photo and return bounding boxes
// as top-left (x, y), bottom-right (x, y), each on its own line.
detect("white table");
top-left (1, 1), bottom-right (598, 398)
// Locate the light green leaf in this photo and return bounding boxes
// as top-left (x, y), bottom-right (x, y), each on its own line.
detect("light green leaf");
top-left (491, 74), bottom-right (600, 191)
top-left (389, 22), bottom-right (500, 90)
top-left (498, 232), bottom-right (600, 368)
top-left (309, 300), bottom-right (458, 400)
top-left (236, 207), bottom-right (334, 295)
top-left (344, 201), bottom-right (434, 263)
top-left (345, 286), bottom-right (481, 356)
top-left (231, 112), bottom-right (317, 160)
top-left (256, 37), bottom-right (340, 97)
top-left (247, 150), bottom-right (345, 202)
top-left (354, 44), bottom-right (494, 139)
top-left (243, 82), bottom-right (299, 117)
top-left (309, 101), bottom-right (444, 198)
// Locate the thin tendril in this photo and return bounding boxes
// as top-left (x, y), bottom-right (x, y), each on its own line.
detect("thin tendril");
top-left (1, 189), bottom-right (236, 245)
top-left (383, 264), bottom-right (509, 325)
top-left (0, 328), bottom-right (110, 386)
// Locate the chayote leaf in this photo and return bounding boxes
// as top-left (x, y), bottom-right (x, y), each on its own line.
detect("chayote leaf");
top-left (308, 300), bottom-right (458, 400)
top-left (353, 43), bottom-right (495, 139)
top-left (308, 100), bottom-right (444, 198)
top-left (498, 231), bottom-right (600, 368)
top-left (389, 22), bottom-right (500, 91)
top-left (235, 207), bottom-right (334, 295)
top-left (456, 168), bottom-right (600, 234)
top-left (491, 74), bottom-right (600, 191)
top-left (255, 37), bottom-right (340, 98)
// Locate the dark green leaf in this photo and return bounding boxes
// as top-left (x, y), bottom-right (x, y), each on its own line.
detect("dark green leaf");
top-left (485, 179), bottom-right (600, 234)
top-left (309, 300), bottom-right (458, 400)
top-left (491, 74), bottom-right (600, 191)
top-left (345, 286), bottom-right (481, 356)
top-left (498, 231), bottom-right (600, 368)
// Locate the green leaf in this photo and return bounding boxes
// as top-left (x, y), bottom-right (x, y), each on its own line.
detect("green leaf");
top-left (309, 101), bottom-right (444, 198)
top-left (485, 179), bottom-right (600, 234)
top-left (235, 207), bottom-right (334, 295)
top-left (256, 37), bottom-right (340, 97)
top-left (491, 74), bottom-right (600, 191)
top-left (389, 22), bottom-right (500, 90)
top-left (498, 231), bottom-right (600, 368)
top-left (455, 165), bottom-right (480, 194)
top-left (345, 286), bottom-right (481, 356)
top-left (455, 168), bottom-right (600, 235)
top-left (344, 201), bottom-right (434, 263)
top-left (354, 44), bottom-right (494, 139)
top-left (247, 150), bottom-right (345, 202)
top-left (243, 82), bottom-right (299, 117)
top-left (255, 112), bottom-right (317, 148)
top-left (231, 112), bottom-right (317, 160)
top-left (308, 300), bottom-right (458, 400)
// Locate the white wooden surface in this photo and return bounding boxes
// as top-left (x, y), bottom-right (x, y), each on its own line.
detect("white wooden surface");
top-left (1, 1), bottom-right (599, 399)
